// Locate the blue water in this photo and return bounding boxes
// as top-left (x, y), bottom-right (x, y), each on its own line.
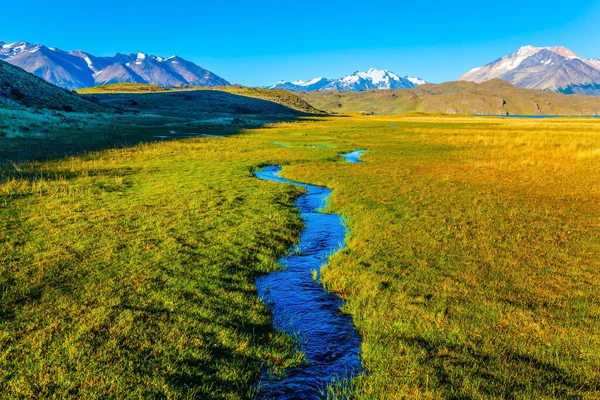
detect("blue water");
top-left (253, 152), bottom-right (364, 399)
top-left (341, 150), bottom-right (365, 163)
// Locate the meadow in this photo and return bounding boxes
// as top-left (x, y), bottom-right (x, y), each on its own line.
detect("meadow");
top-left (1, 113), bottom-right (600, 398)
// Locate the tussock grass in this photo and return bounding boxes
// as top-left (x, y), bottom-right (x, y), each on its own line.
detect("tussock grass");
top-left (76, 83), bottom-right (169, 94)
top-left (276, 115), bottom-right (600, 398)
top-left (1, 114), bottom-right (600, 398)
top-left (0, 137), bottom-right (313, 398)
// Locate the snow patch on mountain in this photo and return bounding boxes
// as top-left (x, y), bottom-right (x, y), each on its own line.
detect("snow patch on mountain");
top-left (589, 58), bottom-right (600, 69)
top-left (407, 76), bottom-right (426, 86)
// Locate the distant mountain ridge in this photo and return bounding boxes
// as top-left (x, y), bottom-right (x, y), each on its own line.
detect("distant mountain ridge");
top-left (0, 41), bottom-right (229, 90)
top-left (300, 79), bottom-right (600, 115)
top-left (459, 45), bottom-right (600, 96)
top-left (271, 68), bottom-right (426, 92)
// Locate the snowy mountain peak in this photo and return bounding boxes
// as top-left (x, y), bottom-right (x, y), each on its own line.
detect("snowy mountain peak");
top-left (0, 39), bottom-right (230, 90)
top-left (549, 46), bottom-right (581, 60)
top-left (270, 68), bottom-right (426, 92)
top-left (2, 41), bottom-right (30, 49)
top-left (0, 41), bottom-right (34, 58)
top-left (458, 45), bottom-right (600, 95)
top-left (516, 45), bottom-right (538, 56)
top-left (305, 77), bottom-right (325, 85)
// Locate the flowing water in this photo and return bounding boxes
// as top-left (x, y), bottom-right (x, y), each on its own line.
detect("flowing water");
top-left (253, 151), bottom-right (364, 399)
top-left (341, 150), bottom-right (365, 164)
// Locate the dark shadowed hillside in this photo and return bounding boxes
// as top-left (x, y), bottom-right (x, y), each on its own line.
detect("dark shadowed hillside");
top-left (200, 86), bottom-right (324, 114)
top-left (81, 88), bottom-right (322, 118)
top-left (300, 79), bottom-right (600, 115)
top-left (0, 59), bottom-right (104, 112)
top-left (78, 83), bottom-right (324, 114)
top-left (1, 81), bottom-right (314, 163)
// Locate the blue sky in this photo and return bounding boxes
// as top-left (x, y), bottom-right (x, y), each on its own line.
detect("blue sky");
top-left (2, 0), bottom-right (599, 85)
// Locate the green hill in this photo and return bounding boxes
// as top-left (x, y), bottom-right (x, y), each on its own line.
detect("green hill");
top-left (78, 83), bottom-right (324, 114)
top-left (300, 79), bottom-right (600, 115)
top-left (81, 88), bottom-right (321, 118)
top-left (0, 60), bottom-right (104, 112)
top-left (210, 86), bottom-right (324, 114)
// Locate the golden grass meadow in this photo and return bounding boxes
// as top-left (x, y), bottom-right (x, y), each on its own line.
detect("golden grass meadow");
top-left (1, 114), bottom-right (600, 398)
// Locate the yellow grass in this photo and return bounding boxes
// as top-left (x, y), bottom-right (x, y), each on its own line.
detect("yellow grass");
top-left (2, 114), bottom-right (600, 398)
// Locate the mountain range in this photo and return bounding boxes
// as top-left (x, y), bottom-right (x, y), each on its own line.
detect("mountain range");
top-left (3, 40), bottom-right (600, 98)
top-left (0, 41), bottom-right (229, 90)
top-left (270, 68), bottom-right (426, 92)
top-left (459, 45), bottom-right (600, 95)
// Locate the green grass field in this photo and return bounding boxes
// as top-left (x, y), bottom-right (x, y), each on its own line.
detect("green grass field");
top-left (1, 114), bottom-right (600, 398)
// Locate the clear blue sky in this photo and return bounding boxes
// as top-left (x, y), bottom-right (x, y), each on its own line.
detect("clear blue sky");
top-left (2, 0), bottom-right (599, 85)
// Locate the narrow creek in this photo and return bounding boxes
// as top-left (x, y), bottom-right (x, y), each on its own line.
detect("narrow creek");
top-left (253, 151), bottom-right (365, 399)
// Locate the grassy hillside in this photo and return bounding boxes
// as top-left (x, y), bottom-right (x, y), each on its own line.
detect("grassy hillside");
top-left (2, 115), bottom-right (600, 398)
top-left (209, 86), bottom-right (324, 114)
top-left (82, 89), bottom-right (315, 119)
top-left (77, 83), bottom-right (169, 94)
top-left (78, 83), bottom-right (324, 114)
top-left (0, 60), bottom-right (104, 112)
top-left (2, 86), bottom-right (311, 163)
top-left (300, 79), bottom-right (600, 115)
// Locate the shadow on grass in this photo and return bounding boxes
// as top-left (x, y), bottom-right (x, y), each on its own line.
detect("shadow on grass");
top-left (1, 90), bottom-right (323, 167)
top-left (106, 280), bottom-right (285, 398)
top-left (401, 334), bottom-right (600, 398)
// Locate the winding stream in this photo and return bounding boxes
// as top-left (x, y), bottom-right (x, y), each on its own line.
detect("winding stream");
top-left (253, 151), bottom-right (364, 399)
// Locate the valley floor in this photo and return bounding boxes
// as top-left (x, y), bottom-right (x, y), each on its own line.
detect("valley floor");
top-left (1, 114), bottom-right (600, 398)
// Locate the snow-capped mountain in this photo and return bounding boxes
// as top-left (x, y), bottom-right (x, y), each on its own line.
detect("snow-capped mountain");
top-left (270, 68), bottom-right (426, 92)
top-left (458, 45), bottom-right (600, 95)
top-left (0, 41), bottom-right (229, 90)
top-left (272, 77), bottom-right (333, 92)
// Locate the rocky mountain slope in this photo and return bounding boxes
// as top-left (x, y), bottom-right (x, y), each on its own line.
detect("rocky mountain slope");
top-left (271, 68), bottom-right (426, 91)
top-left (459, 46), bottom-right (600, 95)
top-left (0, 41), bottom-right (229, 90)
top-left (300, 79), bottom-right (600, 115)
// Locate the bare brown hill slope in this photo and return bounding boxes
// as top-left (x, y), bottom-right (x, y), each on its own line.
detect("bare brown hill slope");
top-left (300, 79), bottom-right (600, 115)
